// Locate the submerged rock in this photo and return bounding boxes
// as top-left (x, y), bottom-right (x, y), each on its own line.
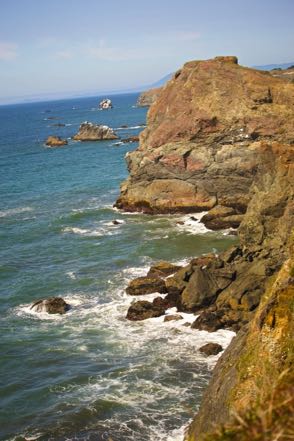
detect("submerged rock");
top-left (126, 276), bottom-right (167, 296)
top-left (30, 297), bottom-right (70, 314)
top-left (45, 136), bottom-right (68, 147)
top-left (73, 122), bottom-right (118, 141)
top-left (199, 343), bottom-right (223, 356)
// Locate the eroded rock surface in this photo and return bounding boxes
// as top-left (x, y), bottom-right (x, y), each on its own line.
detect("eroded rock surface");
top-left (116, 56), bottom-right (294, 229)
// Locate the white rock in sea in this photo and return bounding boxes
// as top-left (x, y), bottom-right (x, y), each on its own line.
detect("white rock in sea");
top-left (99, 98), bottom-right (113, 109)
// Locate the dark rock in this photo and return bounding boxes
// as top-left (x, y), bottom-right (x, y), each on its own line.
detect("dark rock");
top-left (199, 343), bottom-right (223, 356)
top-left (152, 296), bottom-right (174, 309)
top-left (126, 300), bottom-right (165, 321)
top-left (126, 276), bottom-right (167, 296)
top-left (147, 261), bottom-right (182, 278)
top-left (30, 297), bottom-right (70, 314)
top-left (121, 136), bottom-right (139, 144)
top-left (112, 220), bottom-right (123, 225)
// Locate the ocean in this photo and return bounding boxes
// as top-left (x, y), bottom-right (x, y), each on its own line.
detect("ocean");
top-left (0, 93), bottom-right (236, 441)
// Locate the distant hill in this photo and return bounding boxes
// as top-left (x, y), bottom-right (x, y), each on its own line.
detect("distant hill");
top-left (253, 62), bottom-right (294, 71)
top-left (149, 73), bottom-right (174, 88)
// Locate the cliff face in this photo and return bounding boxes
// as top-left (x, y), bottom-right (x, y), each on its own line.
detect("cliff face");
top-left (136, 87), bottom-right (162, 107)
top-left (116, 56), bottom-right (294, 229)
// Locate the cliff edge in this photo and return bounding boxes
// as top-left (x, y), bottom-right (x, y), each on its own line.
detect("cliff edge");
top-left (115, 56), bottom-right (294, 230)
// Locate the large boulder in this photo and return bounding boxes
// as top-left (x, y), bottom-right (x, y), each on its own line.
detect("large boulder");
top-left (30, 297), bottom-right (70, 314)
top-left (126, 276), bottom-right (167, 296)
top-left (45, 136), bottom-right (68, 147)
top-left (147, 261), bottom-right (182, 278)
top-left (199, 343), bottom-right (223, 356)
top-left (73, 122), bottom-right (118, 141)
top-left (126, 300), bottom-right (166, 321)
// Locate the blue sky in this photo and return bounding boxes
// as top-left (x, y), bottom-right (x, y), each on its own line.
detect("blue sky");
top-left (0, 0), bottom-right (293, 104)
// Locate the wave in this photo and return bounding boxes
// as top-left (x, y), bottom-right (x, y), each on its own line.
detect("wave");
top-left (0, 206), bottom-right (33, 218)
top-left (115, 125), bottom-right (146, 131)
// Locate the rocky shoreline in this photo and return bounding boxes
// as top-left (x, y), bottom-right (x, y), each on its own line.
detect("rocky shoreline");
top-left (116, 56), bottom-right (294, 439)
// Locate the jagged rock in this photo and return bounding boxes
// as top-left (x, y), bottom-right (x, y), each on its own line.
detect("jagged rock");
top-left (30, 297), bottom-right (70, 314)
top-left (191, 308), bottom-right (249, 332)
top-left (147, 261), bottom-right (182, 278)
top-left (126, 300), bottom-right (165, 320)
top-left (199, 343), bottom-right (223, 356)
top-left (99, 98), bottom-right (113, 109)
top-left (45, 136), bottom-right (68, 147)
top-left (73, 122), bottom-right (118, 141)
top-left (187, 253), bottom-right (294, 440)
top-left (137, 87), bottom-right (162, 107)
top-left (126, 276), bottom-right (167, 296)
top-left (115, 56), bottom-right (294, 220)
top-left (164, 314), bottom-right (183, 322)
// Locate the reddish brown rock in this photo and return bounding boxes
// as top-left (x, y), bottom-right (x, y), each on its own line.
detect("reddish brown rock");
top-left (45, 136), bottom-right (68, 147)
top-left (136, 87), bottom-right (162, 107)
top-left (115, 56), bottom-right (294, 223)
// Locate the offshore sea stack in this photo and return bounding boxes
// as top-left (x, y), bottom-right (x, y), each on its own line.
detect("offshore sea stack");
top-left (115, 55), bottom-right (294, 230)
top-left (73, 122), bottom-right (118, 141)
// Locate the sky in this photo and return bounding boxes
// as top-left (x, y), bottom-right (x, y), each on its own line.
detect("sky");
top-left (0, 0), bottom-right (293, 104)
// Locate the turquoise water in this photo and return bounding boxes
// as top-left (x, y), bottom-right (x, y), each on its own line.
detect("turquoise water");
top-left (0, 94), bottom-right (236, 441)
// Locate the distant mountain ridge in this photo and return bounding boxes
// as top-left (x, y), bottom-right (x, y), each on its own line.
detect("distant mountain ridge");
top-left (253, 61), bottom-right (294, 70)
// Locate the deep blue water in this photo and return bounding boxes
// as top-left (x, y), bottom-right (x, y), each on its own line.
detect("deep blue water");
top-left (0, 94), bottom-right (236, 441)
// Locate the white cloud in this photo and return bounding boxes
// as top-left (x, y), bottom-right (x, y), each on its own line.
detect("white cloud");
top-left (0, 42), bottom-right (18, 61)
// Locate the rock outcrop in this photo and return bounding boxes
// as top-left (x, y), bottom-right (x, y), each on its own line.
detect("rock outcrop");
top-left (186, 243), bottom-right (294, 440)
top-left (115, 56), bottom-right (294, 230)
top-left (30, 297), bottom-right (70, 314)
top-left (73, 122), bottom-right (118, 141)
top-left (136, 87), bottom-right (162, 107)
top-left (99, 98), bottom-right (113, 109)
top-left (45, 136), bottom-right (68, 147)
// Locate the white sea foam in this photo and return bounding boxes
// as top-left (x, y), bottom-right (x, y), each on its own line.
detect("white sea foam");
top-left (0, 206), bottom-right (33, 218)
top-left (174, 212), bottom-right (210, 235)
top-left (115, 125), bottom-right (145, 131)
top-left (62, 226), bottom-right (119, 237)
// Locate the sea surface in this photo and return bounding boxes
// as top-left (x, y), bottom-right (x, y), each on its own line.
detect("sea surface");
top-left (0, 93), bottom-right (236, 441)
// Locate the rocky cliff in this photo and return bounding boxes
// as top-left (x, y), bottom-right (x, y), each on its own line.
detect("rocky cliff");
top-left (136, 87), bottom-right (162, 107)
top-left (115, 56), bottom-right (294, 439)
top-left (115, 56), bottom-right (294, 230)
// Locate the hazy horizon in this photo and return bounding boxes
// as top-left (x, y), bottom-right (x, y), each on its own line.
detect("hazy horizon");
top-left (1, 0), bottom-right (293, 105)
